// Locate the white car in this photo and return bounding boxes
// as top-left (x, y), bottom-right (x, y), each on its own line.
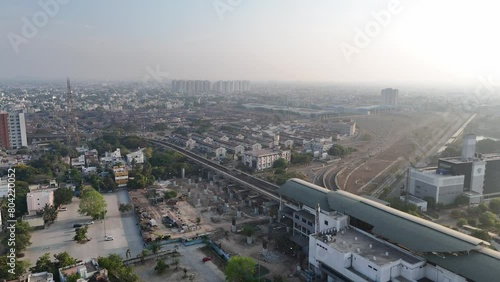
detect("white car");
top-left (105, 236), bottom-right (114, 241)
top-left (85, 221), bottom-right (94, 225)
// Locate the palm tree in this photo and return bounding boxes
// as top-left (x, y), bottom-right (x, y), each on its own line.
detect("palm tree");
top-left (151, 241), bottom-right (162, 258)
top-left (172, 257), bottom-right (180, 270)
top-left (139, 249), bottom-right (149, 264)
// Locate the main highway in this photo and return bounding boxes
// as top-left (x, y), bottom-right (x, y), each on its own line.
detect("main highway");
top-left (148, 138), bottom-right (281, 201)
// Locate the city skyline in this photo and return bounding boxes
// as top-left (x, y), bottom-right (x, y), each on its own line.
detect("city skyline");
top-left (1, 0), bottom-right (499, 87)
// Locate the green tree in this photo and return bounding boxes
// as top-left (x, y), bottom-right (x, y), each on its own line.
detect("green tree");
top-left (66, 272), bottom-right (81, 282)
top-left (467, 218), bottom-right (477, 226)
top-left (128, 173), bottom-right (147, 189)
top-left (12, 164), bottom-right (39, 182)
top-left (328, 144), bottom-right (349, 157)
top-left (272, 158), bottom-right (288, 169)
top-left (423, 196), bottom-right (436, 210)
top-left (54, 188), bottom-right (73, 208)
top-left (31, 253), bottom-right (52, 273)
top-left (172, 257), bottom-right (180, 270)
top-left (154, 259), bottom-right (169, 274)
top-left (290, 152), bottom-right (313, 165)
top-left (74, 225), bottom-right (89, 242)
top-left (454, 195), bottom-right (469, 206)
top-left (14, 181), bottom-right (30, 217)
top-left (471, 230), bottom-right (491, 241)
top-left (479, 211), bottom-right (497, 227)
top-left (456, 218), bottom-right (467, 228)
top-left (78, 188), bottom-right (107, 220)
top-left (150, 241), bottom-right (162, 258)
top-left (0, 256), bottom-right (30, 280)
top-left (478, 203), bottom-right (489, 213)
top-left (139, 249), bottom-right (149, 264)
top-left (98, 254), bottom-right (140, 281)
top-left (119, 202), bottom-right (133, 213)
top-left (1, 220), bottom-right (32, 254)
top-left (54, 252), bottom-right (77, 268)
top-left (41, 204), bottom-right (58, 224)
top-left (489, 198), bottom-right (500, 214)
top-left (164, 190), bottom-right (177, 200)
top-left (224, 256), bottom-right (256, 282)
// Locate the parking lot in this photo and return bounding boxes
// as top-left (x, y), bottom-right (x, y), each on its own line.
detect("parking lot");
top-left (24, 190), bottom-right (144, 264)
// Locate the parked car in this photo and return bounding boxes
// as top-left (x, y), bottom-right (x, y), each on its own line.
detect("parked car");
top-left (105, 236), bottom-right (114, 241)
top-left (202, 257), bottom-right (212, 263)
top-left (85, 221), bottom-right (94, 225)
top-left (59, 207), bottom-right (67, 211)
top-left (73, 224), bottom-right (82, 228)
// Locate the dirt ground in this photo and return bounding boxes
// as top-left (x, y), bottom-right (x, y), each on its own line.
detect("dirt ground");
top-left (335, 112), bottom-right (457, 194)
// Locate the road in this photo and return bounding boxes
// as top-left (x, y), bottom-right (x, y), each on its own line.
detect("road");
top-left (24, 190), bottom-right (144, 264)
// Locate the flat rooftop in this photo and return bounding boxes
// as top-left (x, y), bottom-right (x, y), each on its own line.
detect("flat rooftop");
top-left (60, 260), bottom-right (98, 277)
top-left (314, 228), bottom-right (422, 266)
top-left (246, 149), bottom-right (283, 157)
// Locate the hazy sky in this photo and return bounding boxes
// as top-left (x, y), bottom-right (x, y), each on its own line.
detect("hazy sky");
top-left (1, 0), bottom-right (499, 85)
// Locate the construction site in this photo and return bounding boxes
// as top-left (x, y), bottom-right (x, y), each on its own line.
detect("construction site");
top-left (129, 172), bottom-right (302, 279)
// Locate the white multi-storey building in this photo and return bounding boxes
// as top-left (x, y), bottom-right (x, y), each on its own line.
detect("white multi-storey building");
top-left (278, 178), bottom-right (499, 282)
top-left (242, 149), bottom-right (290, 171)
top-left (409, 168), bottom-right (465, 205)
top-left (0, 111), bottom-right (27, 149)
top-left (27, 189), bottom-right (55, 215)
top-left (331, 120), bottom-right (356, 136)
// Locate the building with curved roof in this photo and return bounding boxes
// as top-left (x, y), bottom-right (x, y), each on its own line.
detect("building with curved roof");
top-left (278, 178), bottom-right (500, 282)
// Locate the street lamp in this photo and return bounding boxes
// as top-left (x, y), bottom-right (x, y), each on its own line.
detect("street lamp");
top-left (102, 211), bottom-right (108, 237)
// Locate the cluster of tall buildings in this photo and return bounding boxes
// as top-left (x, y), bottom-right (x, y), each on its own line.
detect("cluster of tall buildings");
top-left (171, 80), bottom-right (250, 93)
top-left (171, 80), bottom-right (211, 93)
top-left (212, 80), bottom-right (250, 93)
top-left (0, 111), bottom-right (27, 150)
top-left (380, 88), bottom-right (399, 106)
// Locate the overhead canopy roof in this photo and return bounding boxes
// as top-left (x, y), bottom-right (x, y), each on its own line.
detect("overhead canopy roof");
top-left (279, 179), bottom-right (500, 281)
top-left (424, 249), bottom-right (500, 282)
top-left (279, 178), bottom-right (331, 211)
top-left (326, 190), bottom-right (487, 253)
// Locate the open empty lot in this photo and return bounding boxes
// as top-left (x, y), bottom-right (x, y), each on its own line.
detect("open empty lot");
top-left (24, 190), bottom-right (144, 264)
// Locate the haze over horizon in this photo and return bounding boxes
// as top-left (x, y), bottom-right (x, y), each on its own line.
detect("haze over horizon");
top-left (1, 0), bottom-right (499, 87)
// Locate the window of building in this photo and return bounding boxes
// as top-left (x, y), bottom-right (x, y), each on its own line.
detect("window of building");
top-left (294, 214), bottom-right (299, 219)
top-left (307, 221), bottom-right (313, 226)
top-left (324, 220), bottom-right (329, 225)
top-left (302, 218), bottom-right (306, 223)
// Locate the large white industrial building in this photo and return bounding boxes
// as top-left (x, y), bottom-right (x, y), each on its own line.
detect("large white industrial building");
top-left (278, 178), bottom-right (500, 282)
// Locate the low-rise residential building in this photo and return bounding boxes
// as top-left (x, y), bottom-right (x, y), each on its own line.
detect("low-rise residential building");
top-left (0, 177), bottom-right (10, 198)
top-left (127, 148), bottom-right (145, 164)
top-left (59, 259), bottom-right (109, 282)
top-left (26, 187), bottom-right (55, 215)
top-left (112, 165), bottom-right (128, 187)
top-left (71, 155), bottom-right (86, 168)
top-left (242, 149), bottom-right (291, 171)
top-left (303, 141), bottom-right (334, 155)
top-left (215, 147), bottom-right (227, 158)
top-left (84, 149), bottom-right (99, 166)
top-left (28, 271), bottom-right (54, 282)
